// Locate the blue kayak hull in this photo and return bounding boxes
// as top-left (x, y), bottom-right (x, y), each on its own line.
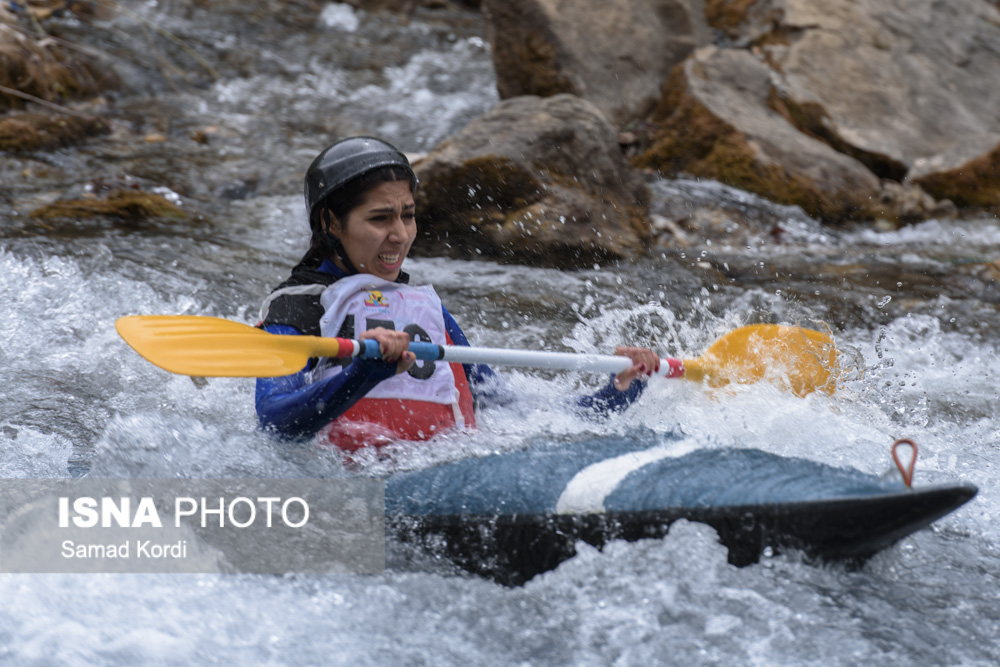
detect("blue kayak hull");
top-left (385, 438), bottom-right (978, 585)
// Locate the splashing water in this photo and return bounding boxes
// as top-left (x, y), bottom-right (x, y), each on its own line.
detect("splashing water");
top-left (2, 4), bottom-right (999, 665)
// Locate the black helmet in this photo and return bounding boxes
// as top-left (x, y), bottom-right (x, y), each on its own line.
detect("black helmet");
top-left (304, 136), bottom-right (416, 227)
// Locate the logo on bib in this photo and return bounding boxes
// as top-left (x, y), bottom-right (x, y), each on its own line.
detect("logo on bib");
top-left (363, 290), bottom-right (390, 313)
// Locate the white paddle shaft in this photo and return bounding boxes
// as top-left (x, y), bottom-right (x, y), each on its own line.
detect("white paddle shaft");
top-left (355, 339), bottom-right (680, 376)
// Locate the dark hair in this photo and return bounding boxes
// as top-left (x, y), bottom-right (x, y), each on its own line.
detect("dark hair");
top-left (294, 165), bottom-right (415, 272)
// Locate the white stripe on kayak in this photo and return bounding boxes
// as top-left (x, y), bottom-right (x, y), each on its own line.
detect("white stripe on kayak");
top-left (555, 440), bottom-right (701, 514)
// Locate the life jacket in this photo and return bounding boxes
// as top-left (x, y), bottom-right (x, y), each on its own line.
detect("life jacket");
top-left (260, 266), bottom-right (476, 451)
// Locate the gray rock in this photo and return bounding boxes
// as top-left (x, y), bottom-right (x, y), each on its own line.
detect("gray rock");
top-left (482, 0), bottom-right (709, 126)
top-left (717, 0), bottom-right (1000, 213)
top-left (413, 94), bottom-right (652, 267)
top-left (636, 47), bottom-right (882, 222)
top-left (767, 0), bottom-right (1000, 175)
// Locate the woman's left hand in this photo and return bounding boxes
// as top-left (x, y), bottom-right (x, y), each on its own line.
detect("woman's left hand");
top-left (613, 346), bottom-right (660, 391)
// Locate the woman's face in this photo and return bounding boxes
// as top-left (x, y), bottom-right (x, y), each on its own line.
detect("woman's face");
top-left (327, 179), bottom-right (416, 281)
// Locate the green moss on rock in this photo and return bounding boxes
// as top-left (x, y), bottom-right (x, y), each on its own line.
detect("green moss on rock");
top-left (705, 0), bottom-right (761, 37)
top-left (503, 31), bottom-right (576, 98)
top-left (913, 146), bottom-right (1000, 209)
top-left (636, 96), bottom-right (877, 221)
top-left (0, 112), bottom-right (110, 151)
top-left (418, 155), bottom-right (544, 231)
top-left (30, 189), bottom-right (185, 221)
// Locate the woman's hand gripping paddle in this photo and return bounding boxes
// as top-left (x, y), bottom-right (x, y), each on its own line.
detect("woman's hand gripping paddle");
top-left (115, 315), bottom-right (838, 396)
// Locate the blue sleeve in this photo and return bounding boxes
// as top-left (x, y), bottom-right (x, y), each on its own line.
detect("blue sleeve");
top-left (255, 324), bottom-right (397, 441)
top-left (575, 375), bottom-right (646, 417)
top-left (442, 306), bottom-right (513, 409)
top-left (441, 307), bottom-right (645, 417)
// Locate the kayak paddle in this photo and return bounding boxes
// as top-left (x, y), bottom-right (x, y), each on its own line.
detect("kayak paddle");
top-left (115, 315), bottom-right (837, 395)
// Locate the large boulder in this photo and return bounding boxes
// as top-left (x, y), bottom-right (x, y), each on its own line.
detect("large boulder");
top-left (413, 94), bottom-right (651, 267)
top-left (705, 0), bottom-right (1000, 212)
top-left (482, 0), bottom-right (709, 126)
top-left (635, 47), bottom-right (883, 222)
top-left (764, 0), bottom-right (1000, 173)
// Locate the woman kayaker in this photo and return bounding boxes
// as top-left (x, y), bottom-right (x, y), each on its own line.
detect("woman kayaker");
top-left (255, 136), bottom-right (658, 450)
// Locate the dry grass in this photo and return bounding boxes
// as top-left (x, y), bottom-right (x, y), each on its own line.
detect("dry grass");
top-left (0, 110), bottom-right (108, 150)
top-left (0, 6), bottom-right (118, 110)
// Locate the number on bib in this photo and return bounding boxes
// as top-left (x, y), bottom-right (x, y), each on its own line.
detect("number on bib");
top-left (359, 318), bottom-right (436, 380)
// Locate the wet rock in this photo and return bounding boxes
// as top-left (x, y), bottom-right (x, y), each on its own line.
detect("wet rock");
top-left (876, 180), bottom-right (958, 226)
top-left (413, 93), bottom-right (652, 268)
top-left (635, 47), bottom-right (882, 222)
top-left (482, 0), bottom-right (708, 126)
top-left (214, 176), bottom-right (259, 200)
top-left (29, 188), bottom-right (185, 222)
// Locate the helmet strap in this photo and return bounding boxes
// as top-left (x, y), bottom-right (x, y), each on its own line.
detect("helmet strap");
top-left (329, 237), bottom-right (360, 276)
top-left (319, 209), bottom-right (360, 276)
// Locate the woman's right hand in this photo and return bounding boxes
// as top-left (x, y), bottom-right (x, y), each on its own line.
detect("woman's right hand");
top-left (612, 346), bottom-right (660, 391)
top-left (358, 327), bottom-right (416, 375)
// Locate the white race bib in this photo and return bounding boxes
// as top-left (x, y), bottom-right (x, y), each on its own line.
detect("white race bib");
top-left (317, 274), bottom-right (459, 405)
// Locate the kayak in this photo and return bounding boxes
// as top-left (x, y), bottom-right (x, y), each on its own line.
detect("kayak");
top-left (385, 436), bottom-right (978, 585)
top-left (113, 315), bottom-right (973, 582)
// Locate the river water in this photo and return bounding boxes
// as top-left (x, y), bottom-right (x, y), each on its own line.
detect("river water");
top-left (2, 3), bottom-right (999, 665)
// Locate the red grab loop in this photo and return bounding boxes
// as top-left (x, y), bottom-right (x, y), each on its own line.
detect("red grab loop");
top-left (892, 438), bottom-right (918, 488)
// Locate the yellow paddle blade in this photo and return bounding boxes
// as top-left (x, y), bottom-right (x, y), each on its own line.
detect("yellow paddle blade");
top-left (683, 324), bottom-right (837, 396)
top-left (115, 315), bottom-right (345, 377)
